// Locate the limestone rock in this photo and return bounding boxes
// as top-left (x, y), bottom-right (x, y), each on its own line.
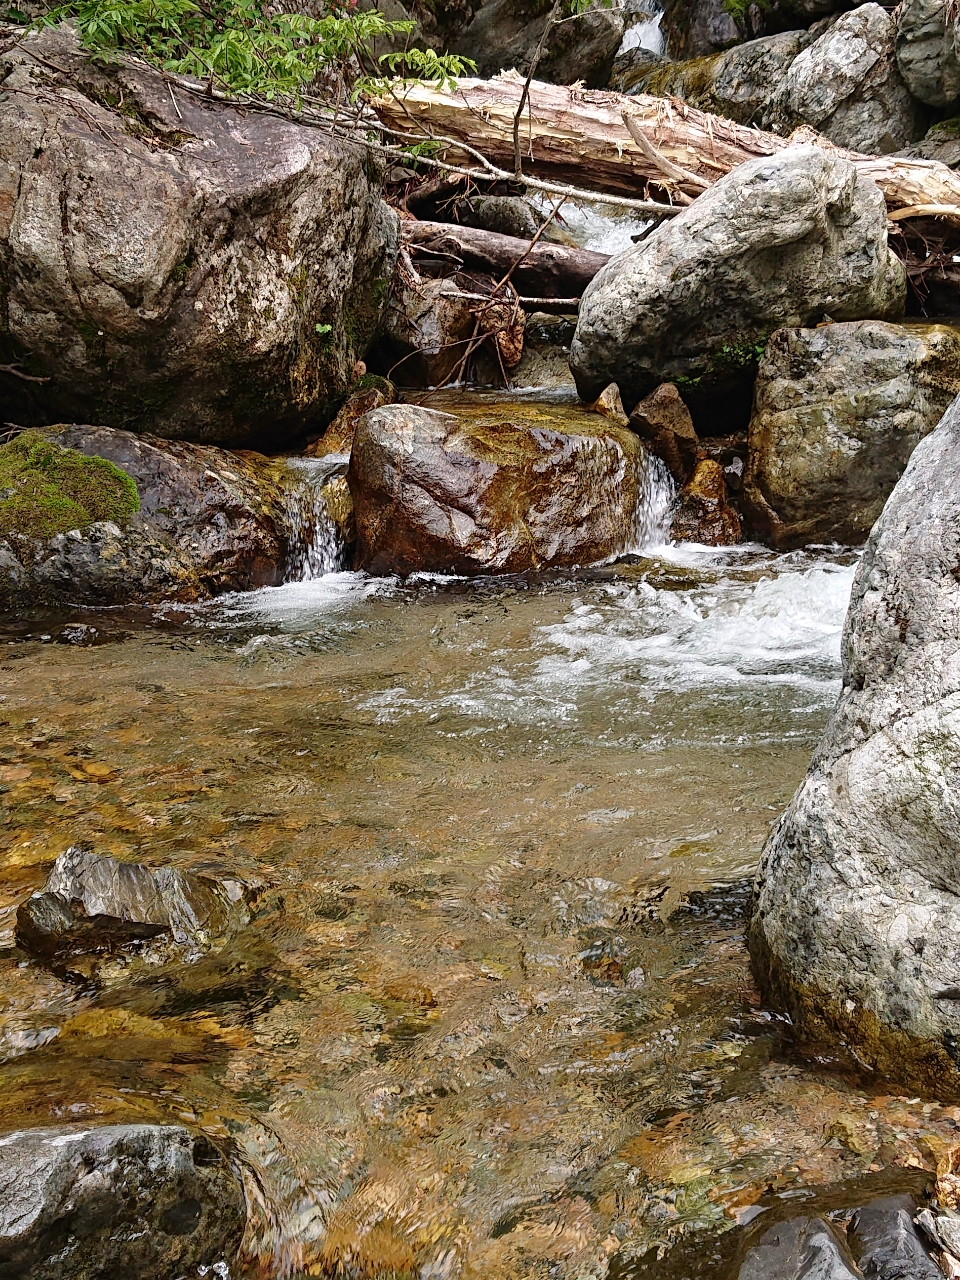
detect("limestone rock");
top-left (896, 0), bottom-right (960, 109)
top-left (670, 459), bottom-right (741, 545)
top-left (743, 320), bottom-right (960, 548)
top-left (629, 383), bottom-right (699, 484)
top-left (17, 845), bottom-right (255, 976)
top-left (377, 278), bottom-right (474, 388)
top-left (453, 0), bottom-right (624, 87)
top-left (0, 1123), bottom-right (244, 1279)
top-left (570, 145), bottom-right (905, 409)
top-left (766, 4), bottom-right (923, 154)
top-left (749, 389), bottom-right (960, 1095)
top-left (0, 424), bottom-right (302, 605)
top-left (0, 26), bottom-right (397, 447)
top-left (629, 30), bottom-right (811, 124)
top-left (348, 402), bottom-right (651, 574)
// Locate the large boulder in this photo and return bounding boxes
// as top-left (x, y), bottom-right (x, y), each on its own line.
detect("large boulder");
top-left (0, 26), bottom-right (397, 447)
top-left (0, 424), bottom-right (309, 605)
top-left (896, 0), bottom-right (960, 109)
top-left (766, 4), bottom-right (923, 154)
top-left (743, 320), bottom-right (960, 548)
top-left (453, 0), bottom-right (623, 86)
top-left (570, 145), bottom-right (905, 410)
top-left (749, 389), bottom-right (960, 1095)
top-left (348, 401), bottom-right (656, 574)
top-left (0, 1123), bottom-right (244, 1278)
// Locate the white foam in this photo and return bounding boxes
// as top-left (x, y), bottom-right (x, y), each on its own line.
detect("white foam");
top-left (619, 10), bottom-right (666, 56)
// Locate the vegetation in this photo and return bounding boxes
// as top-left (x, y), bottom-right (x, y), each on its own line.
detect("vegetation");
top-left (40, 0), bottom-right (474, 103)
top-left (0, 432), bottom-right (140, 542)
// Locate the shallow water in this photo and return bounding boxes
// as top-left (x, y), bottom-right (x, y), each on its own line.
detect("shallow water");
top-left (0, 483), bottom-right (956, 1276)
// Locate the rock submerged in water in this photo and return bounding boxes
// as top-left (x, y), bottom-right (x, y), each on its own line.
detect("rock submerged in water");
top-left (0, 1123), bottom-right (244, 1279)
top-left (744, 320), bottom-right (960, 549)
top-left (749, 390), bottom-right (960, 1095)
top-left (17, 846), bottom-right (254, 977)
top-left (570, 145), bottom-right (905, 411)
top-left (348, 402), bottom-right (656, 575)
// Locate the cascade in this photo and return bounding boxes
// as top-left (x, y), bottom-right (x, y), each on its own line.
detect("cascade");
top-left (282, 456), bottom-right (349, 581)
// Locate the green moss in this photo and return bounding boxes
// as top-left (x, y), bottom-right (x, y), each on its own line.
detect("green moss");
top-left (676, 331), bottom-right (770, 387)
top-left (0, 431), bottom-right (140, 542)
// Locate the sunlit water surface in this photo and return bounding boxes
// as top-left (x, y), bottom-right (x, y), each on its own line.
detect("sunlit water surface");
top-left (1, 534), bottom-right (955, 1279)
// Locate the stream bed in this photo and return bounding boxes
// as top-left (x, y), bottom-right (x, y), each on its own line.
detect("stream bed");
top-left (0, 420), bottom-right (956, 1278)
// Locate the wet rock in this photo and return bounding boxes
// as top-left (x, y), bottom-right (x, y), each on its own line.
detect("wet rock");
top-left (570, 145), bottom-right (905, 409)
top-left (0, 26), bottom-right (397, 447)
top-left (453, 0), bottom-right (624, 88)
top-left (307, 377), bottom-right (396, 458)
top-left (670, 459), bottom-right (741, 545)
top-left (738, 1216), bottom-right (860, 1279)
top-left (766, 4), bottom-right (923, 154)
top-left (0, 1123), bottom-right (244, 1279)
top-left (630, 30), bottom-right (812, 124)
top-left (629, 383), bottom-right (699, 484)
top-left (376, 277), bottom-right (474, 388)
top-left (348, 402), bottom-right (650, 574)
top-left (0, 424), bottom-right (298, 605)
top-left (848, 1194), bottom-right (941, 1279)
top-left (896, 0), bottom-right (960, 109)
top-left (17, 845), bottom-right (254, 975)
top-left (749, 389), bottom-right (960, 1096)
top-left (589, 382), bottom-right (630, 428)
top-left (743, 320), bottom-right (960, 549)
top-left (610, 45), bottom-right (668, 95)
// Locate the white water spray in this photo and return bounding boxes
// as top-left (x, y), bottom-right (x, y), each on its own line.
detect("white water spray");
top-left (282, 456), bottom-right (348, 581)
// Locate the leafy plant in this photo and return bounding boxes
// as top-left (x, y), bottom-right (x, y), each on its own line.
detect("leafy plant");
top-left (40, 0), bottom-right (474, 103)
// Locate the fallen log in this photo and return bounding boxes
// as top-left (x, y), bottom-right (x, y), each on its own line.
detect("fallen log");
top-left (373, 74), bottom-right (960, 219)
top-left (403, 221), bottom-right (611, 298)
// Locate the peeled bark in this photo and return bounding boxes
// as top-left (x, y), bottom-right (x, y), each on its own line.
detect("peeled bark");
top-left (403, 221), bottom-right (610, 298)
top-left (375, 74), bottom-right (960, 219)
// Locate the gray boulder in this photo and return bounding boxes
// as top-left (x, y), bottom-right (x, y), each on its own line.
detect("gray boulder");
top-left (453, 0), bottom-right (623, 87)
top-left (901, 118), bottom-right (960, 168)
top-left (348, 401), bottom-right (654, 574)
top-left (749, 389), bottom-right (960, 1095)
top-left (0, 423), bottom-right (314, 605)
top-left (17, 845), bottom-right (255, 976)
top-left (738, 1217), bottom-right (859, 1280)
top-left (0, 26), bottom-right (397, 447)
top-left (0, 1123), bottom-right (244, 1279)
top-left (376, 278), bottom-right (474, 388)
top-left (743, 320), bottom-right (960, 548)
top-left (896, 0), bottom-right (960, 109)
top-left (659, 0), bottom-right (742, 60)
top-left (570, 145), bottom-right (905, 409)
top-left (766, 4), bottom-right (923, 154)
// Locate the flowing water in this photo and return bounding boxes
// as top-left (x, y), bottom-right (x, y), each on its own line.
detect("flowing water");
top-left (0, 402), bottom-right (956, 1279)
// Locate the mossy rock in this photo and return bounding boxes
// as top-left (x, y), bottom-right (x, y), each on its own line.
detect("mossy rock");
top-left (0, 431), bottom-right (140, 542)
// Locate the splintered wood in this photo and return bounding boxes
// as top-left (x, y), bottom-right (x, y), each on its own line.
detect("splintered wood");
top-left (374, 73), bottom-right (960, 220)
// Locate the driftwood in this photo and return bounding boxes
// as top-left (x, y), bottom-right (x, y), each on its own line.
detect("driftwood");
top-left (375, 74), bottom-right (960, 219)
top-left (403, 221), bottom-right (610, 298)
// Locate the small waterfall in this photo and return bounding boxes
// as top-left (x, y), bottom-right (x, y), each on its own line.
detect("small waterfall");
top-left (282, 456), bottom-right (349, 582)
top-left (618, 2), bottom-right (666, 57)
top-left (631, 448), bottom-right (676, 551)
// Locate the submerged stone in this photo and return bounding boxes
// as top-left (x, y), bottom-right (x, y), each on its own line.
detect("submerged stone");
top-left (0, 1123), bottom-right (243, 1279)
top-left (738, 1216), bottom-right (860, 1280)
top-left (848, 1195), bottom-right (941, 1279)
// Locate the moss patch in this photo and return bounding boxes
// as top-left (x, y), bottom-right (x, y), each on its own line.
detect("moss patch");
top-left (0, 431), bottom-right (140, 542)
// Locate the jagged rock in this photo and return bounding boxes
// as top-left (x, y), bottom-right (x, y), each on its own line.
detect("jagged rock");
top-left (629, 30), bottom-right (811, 123)
top-left (766, 4), bottom-right (923, 154)
top-left (610, 45), bottom-right (668, 95)
top-left (348, 401), bottom-right (651, 574)
top-left (0, 423), bottom-right (305, 606)
top-left (589, 383), bottom-right (629, 427)
top-left (376, 277), bottom-right (474, 388)
top-left (749, 390), bottom-right (960, 1095)
top-left (670, 459), bottom-right (741, 545)
top-left (307, 377), bottom-right (395, 458)
top-left (0, 26), bottom-right (397, 447)
top-left (901, 118), bottom-right (960, 168)
top-left (629, 383), bottom-right (699, 484)
top-left (896, 0), bottom-right (960, 109)
top-left (743, 320), bottom-right (960, 549)
top-left (738, 1217), bottom-right (860, 1279)
top-left (17, 845), bottom-right (254, 976)
top-left (453, 0), bottom-right (624, 87)
top-left (848, 1195), bottom-right (942, 1279)
top-left (0, 1123), bottom-right (244, 1279)
top-left (570, 145), bottom-right (905, 409)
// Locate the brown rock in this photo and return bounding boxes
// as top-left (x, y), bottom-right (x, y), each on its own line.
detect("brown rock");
top-left (629, 384), bottom-right (699, 484)
top-left (349, 402), bottom-right (650, 576)
top-left (307, 378), bottom-right (395, 458)
top-left (670, 460), bottom-right (742, 545)
top-left (378, 278), bottom-right (474, 388)
top-left (589, 383), bottom-right (629, 428)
